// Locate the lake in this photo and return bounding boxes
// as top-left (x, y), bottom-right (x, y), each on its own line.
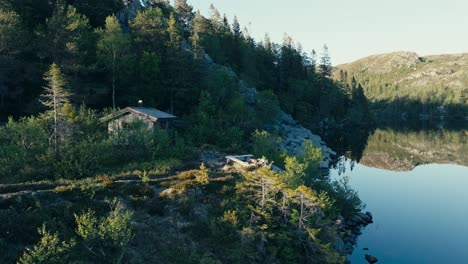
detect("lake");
top-left (328, 127), bottom-right (468, 263)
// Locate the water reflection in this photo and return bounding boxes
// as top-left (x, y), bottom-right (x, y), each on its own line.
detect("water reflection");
top-left (327, 126), bottom-right (468, 263)
top-left (361, 128), bottom-right (467, 171)
top-left (329, 127), bottom-right (468, 172)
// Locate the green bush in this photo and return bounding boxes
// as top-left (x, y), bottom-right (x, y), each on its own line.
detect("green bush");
top-left (55, 139), bottom-right (113, 179)
top-left (0, 117), bottom-right (50, 183)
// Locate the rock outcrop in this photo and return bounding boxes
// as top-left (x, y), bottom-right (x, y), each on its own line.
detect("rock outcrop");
top-left (275, 112), bottom-right (337, 168)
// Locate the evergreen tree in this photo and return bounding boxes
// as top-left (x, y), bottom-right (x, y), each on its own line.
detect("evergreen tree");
top-left (319, 44), bottom-right (332, 78)
top-left (222, 14), bottom-right (229, 32)
top-left (229, 16), bottom-right (242, 71)
top-left (38, 1), bottom-right (91, 65)
top-left (231, 15), bottom-right (241, 39)
top-left (130, 7), bottom-right (167, 54)
top-left (208, 3), bottom-right (222, 33)
top-left (263, 34), bottom-right (272, 51)
top-left (0, 9), bottom-right (25, 56)
top-left (190, 11), bottom-right (206, 58)
top-left (310, 49), bottom-right (317, 74)
top-left (138, 51), bottom-right (161, 106)
top-left (291, 185), bottom-right (321, 232)
top-left (166, 12), bottom-right (183, 113)
top-left (40, 63), bottom-right (71, 156)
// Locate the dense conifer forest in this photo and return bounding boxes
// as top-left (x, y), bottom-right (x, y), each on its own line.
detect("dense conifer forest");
top-left (0, 0), bottom-right (371, 128)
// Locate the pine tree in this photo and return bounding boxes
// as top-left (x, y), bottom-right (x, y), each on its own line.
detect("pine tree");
top-left (310, 49), bottom-right (317, 74)
top-left (319, 44), bottom-right (332, 78)
top-left (167, 13), bottom-right (181, 47)
top-left (263, 34), bottom-right (272, 51)
top-left (222, 14), bottom-right (230, 33)
top-left (282, 156), bottom-right (307, 188)
top-left (230, 16), bottom-right (242, 71)
top-left (131, 7), bottom-right (167, 54)
top-left (166, 12), bottom-right (183, 113)
top-left (291, 185), bottom-right (321, 234)
top-left (208, 3), bottom-right (221, 32)
top-left (0, 9), bottom-right (25, 56)
top-left (97, 15), bottom-right (130, 109)
top-left (40, 63), bottom-right (71, 156)
top-left (39, 2), bottom-right (91, 65)
top-left (190, 11), bottom-right (205, 58)
top-left (232, 16), bottom-right (241, 39)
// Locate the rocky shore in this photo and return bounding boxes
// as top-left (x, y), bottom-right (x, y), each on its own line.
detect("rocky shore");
top-left (239, 78), bottom-right (375, 262)
top-left (205, 53), bottom-right (373, 260)
top-left (336, 211), bottom-right (374, 255)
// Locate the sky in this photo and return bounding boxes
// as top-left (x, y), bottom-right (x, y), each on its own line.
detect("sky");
top-left (187, 0), bottom-right (468, 65)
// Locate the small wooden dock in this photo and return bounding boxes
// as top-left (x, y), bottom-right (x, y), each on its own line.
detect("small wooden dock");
top-left (225, 154), bottom-right (283, 172)
top-left (225, 155), bottom-right (255, 168)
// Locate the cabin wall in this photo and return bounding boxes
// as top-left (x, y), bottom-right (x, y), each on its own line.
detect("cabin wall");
top-left (108, 113), bottom-right (155, 132)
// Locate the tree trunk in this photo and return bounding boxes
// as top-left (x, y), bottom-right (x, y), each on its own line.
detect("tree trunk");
top-left (299, 193), bottom-right (304, 230)
top-left (112, 51), bottom-right (116, 109)
top-left (261, 177), bottom-right (266, 209)
top-left (53, 88), bottom-right (58, 157)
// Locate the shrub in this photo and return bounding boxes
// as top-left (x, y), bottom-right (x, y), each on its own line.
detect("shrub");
top-left (74, 202), bottom-right (134, 263)
top-left (18, 225), bottom-right (76, 264)
top-left (196, 163), bottom-right (210, 185)
top-left (0, 117), bottom-right (50, 183)
top-left (251, 130), bottom-right (284, 166)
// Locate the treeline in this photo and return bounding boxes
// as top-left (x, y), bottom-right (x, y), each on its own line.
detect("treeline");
top-left (194, 4), bottom-right (371, 129)
top-left (0, 0), bottom-right (371, 131)
top-left (336, 68), bottom-right (468, 121)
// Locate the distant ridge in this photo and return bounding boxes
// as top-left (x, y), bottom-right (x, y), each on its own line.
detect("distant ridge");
top-left (333, 51), bottom-right (468, 119)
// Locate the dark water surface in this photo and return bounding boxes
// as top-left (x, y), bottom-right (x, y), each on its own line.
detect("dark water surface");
top-left (328, 128), bottom-right (468, 263)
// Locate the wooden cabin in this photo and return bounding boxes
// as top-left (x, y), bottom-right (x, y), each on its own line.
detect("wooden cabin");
top-left (100, 107), bottom-right (177, 132)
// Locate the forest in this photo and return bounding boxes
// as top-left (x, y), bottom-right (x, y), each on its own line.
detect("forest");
top-left (0, 0), bottom-right (373, 263)
top-left (0, 0), bottom-right (371, 129)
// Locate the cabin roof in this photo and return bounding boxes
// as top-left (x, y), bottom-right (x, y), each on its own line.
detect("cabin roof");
top-left (100, 107), bottom-right (176, 123)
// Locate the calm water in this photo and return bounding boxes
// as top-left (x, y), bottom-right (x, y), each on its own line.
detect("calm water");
top-left (329, 128), bottom-right (468, 263)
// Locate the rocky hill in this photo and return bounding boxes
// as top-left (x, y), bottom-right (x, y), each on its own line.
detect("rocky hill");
top-left (334, 52), bottom-right (468, 119)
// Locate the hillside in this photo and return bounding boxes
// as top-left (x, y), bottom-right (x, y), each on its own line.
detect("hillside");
top-left (334, 51), bottom-right (468, 120)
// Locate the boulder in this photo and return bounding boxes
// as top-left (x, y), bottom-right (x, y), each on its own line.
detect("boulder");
top-left (365, 254), bottom-right (378, 264)
top-left (358, 212), bottom-right (374, 224)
